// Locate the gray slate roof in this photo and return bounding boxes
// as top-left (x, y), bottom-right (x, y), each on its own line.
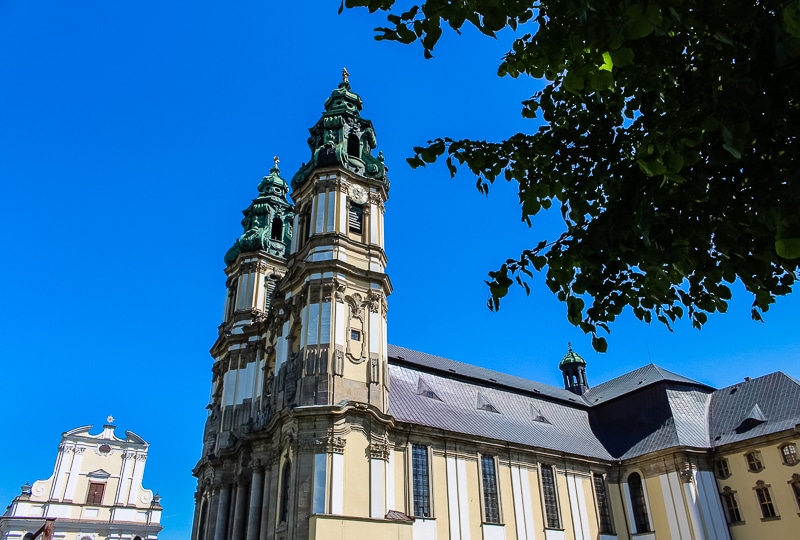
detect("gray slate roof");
top-left (709, 372), bottom-right (800, 447)
top-left (386, 344), bottom-right (799, 461)
top-left (583, 364), bottom-right (711, 405)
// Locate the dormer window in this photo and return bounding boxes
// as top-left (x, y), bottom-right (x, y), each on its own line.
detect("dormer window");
top-left (348, 204), bottom-right (363, 234)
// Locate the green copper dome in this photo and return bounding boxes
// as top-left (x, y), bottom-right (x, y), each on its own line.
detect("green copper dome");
top-left (224, 159), bottom-right (294, 266)
top-left (292, 69), bottom-right (388, 189)
top-left (559, 344), bottom-right (586, 369)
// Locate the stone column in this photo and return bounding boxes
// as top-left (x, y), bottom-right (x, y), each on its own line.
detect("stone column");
top-left (246, 465), bottom-right (265, 540)
top-left (231, 479), bottom-right (249, 540)
top-left (213, 484), bottom-right (231, 540)
top-left (259, 460), bottom-right (273, 540)
top-left (191, 489), bottom-right (203, 540)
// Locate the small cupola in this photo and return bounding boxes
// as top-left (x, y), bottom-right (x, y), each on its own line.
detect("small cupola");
top-left (559, 343), bottom-right (589, 395)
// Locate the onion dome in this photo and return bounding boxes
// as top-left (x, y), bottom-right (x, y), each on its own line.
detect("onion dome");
top-left (292, 69), bottom-right (388, 189)
top-left (224, 158), bottom-right (294, 266)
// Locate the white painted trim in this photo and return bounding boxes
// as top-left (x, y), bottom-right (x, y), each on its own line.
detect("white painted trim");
top-left (457, 458), bottom-right (471, 540)
top-left (330, 453), bottom-right (344, 514)
top-left (446, 456), bottom-right (461, 540)
top-left (659, 474), bottom-right (682, 538)
top-left (566, 474), bottom-right (590, 540)
top-left (386, 450), bottom-right (395, 511)
top-left (695, 470), bottom-right (730, 540)
top-left (370, 458), bottom-right (385, 518)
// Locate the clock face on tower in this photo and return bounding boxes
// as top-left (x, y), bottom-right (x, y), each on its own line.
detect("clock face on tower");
top-left (348, 184), bottom-right (368, 205)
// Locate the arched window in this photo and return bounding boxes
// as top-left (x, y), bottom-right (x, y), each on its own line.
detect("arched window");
top-left (781, 443), bottom-right (798, 466)
top-left (347, 133), bottom-right (360, 158)
top-left (271, 216), bottom-right (283, 241)
top-left (746, 451), bottom-right (764, 472)
top-left (628, 472), bottom-right (651, 533)
top-left (279, 460), bottom-right (292, 523)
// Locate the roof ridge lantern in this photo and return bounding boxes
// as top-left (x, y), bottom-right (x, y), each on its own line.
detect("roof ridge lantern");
top-left (559, 343), bottom-right (589, 396)
top-left (224, 156), bottom-right (294, 266)
top-left (292, 69), bottom-right (388, 189)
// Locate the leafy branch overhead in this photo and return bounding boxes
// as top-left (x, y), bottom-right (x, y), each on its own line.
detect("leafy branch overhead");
top-left (341, 0), bottom-right (800, 351)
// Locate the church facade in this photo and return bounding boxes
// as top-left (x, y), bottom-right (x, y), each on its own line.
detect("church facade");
top-left (191, 75), bottom-right (800, 540)
top-left (1, 421), bottom-right (162, 540)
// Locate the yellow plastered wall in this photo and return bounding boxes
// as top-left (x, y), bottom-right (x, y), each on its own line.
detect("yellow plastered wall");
top-left (642, 473), bottom-right (668, 537)
top-left (430, 451), bottom-right (449, 540)
top-left (498, 462), bottom-right (518, 540)
top-left (343, 430), bottom-right (370, 517)
top-left (718, 437), bottom-right (800, 540)
top-left (556, 471), bottom-right (575, 539)
top-left (465, 457), bottom-right (481, 537)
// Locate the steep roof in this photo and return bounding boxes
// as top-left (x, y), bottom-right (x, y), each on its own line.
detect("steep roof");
top-left (386, 344), bottom-right (798, 461)
top-left (709, 372), bottom-right (800, 447)
top-left (388, 344), bottom-right (586, 406)
top-left (583, 364), bottom-right (712, 405)
top-left (387, 362), bottom-right (614, 459)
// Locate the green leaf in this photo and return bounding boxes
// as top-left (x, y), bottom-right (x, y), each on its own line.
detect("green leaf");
top-left (776, 238), bottom-right (800, 259)
top-left (592, 335), bottom-right (608, 353)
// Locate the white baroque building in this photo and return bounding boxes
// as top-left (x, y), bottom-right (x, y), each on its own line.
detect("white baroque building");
top-left (0, 420), bottom-right (162, 540)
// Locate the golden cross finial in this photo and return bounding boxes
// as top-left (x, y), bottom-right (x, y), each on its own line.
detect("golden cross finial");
top-left (273, 155), bottom-right (280, 168)
top-left (342, 67), bottom-right (350, 84)
top-left (107, 415), bottom-right (114, 423)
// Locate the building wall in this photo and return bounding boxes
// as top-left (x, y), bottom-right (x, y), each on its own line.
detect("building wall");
top-left (0, 423), bottom-right (162, 540)
top-left (715, 433), bottom-right (800, 540)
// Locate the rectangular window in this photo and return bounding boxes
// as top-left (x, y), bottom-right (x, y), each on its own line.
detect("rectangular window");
top-left (746, 452), bottom-right (763, 472)
top-left (348, 204), bottom-right (363, 234)
top-left (593, 473), bottom-right (614, 534)
top-left (481, 455), bottom-right (500, 523)
top-left (755, 485), bottom-right (777, 518)
top-left (791, 481), bottom-right (800, 511)
top-left (412, 445), bottom-right (430, 518)
top-left (715, 459), bottom-right (730, 478)
top-left (350, 329), bottom-right (361, 341)
top-left (86, 482), bottom-right (105, 505)
top-left (721, 491), bottom-right (743, 523)
top-left (540, 465), bottom-right (561, 529)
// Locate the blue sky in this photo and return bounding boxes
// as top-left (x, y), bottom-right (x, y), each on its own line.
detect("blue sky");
top-left (2, 2), bottom-right (799, 539)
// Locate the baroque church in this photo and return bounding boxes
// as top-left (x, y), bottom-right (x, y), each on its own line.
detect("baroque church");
top-left (191, 73), bottom-right (800, 540)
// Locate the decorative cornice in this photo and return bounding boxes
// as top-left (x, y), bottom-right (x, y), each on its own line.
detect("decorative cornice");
top-left (368, 442), bottom-right (390, 461)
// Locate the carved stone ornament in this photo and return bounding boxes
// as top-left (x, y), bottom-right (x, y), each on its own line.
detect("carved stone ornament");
top-left (368, 442), bottom-right (390, 461)
top-left (346, 293), bottom-right (364, 321)
top-left (334, 280), bottom-right (346, 302)
top-left (368, 292), bottom-right (383, 313)
top-left (333, 349), bottom-right (345, 376)
top-left (316, 435), bottom-right (346, 454)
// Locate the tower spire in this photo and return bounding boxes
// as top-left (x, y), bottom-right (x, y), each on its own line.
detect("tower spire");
top-left (559, 345), bottom-right (589, 395)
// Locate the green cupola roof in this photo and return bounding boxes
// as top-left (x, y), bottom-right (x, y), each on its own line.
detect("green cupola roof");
top-left (559, 343), bottom-right (587, 369)
top-left (224, 158), bottom-right (294, 266)
top-left (292, 69), bottom-right (388, 189)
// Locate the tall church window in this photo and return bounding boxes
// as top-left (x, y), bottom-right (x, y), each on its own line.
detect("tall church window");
top-left (746, 451), bottom-right (764, 472)
top-left (271, 216), bottom-right (283, 241)
top-left (540, 464), bottom-right (561, 529)
top-left (279, 460), bottom-right (292, 523)
top-left (754, 481), bottom-right (778, 519)
top-left (593, 472), bottom-right (614, 534)
top-left (412, 445), bottom-right (431, 518)
top-left (480, 455), bottom-right (500, 523)
top-left (348, 204), bottom-right (363, 234)
top-left (790, 474), bottom-right (800, 511)
top-left (720, 487), bottom-right (743, 524)
top-left (781, 443), bottom-right (798, 466)
top-left (628, 472), bottom-right (651, 533)
top-left (86, 482), bottom-right (105, 505)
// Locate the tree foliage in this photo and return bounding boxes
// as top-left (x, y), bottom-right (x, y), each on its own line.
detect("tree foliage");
top-left (341, 0), bottom-right (800, 351)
